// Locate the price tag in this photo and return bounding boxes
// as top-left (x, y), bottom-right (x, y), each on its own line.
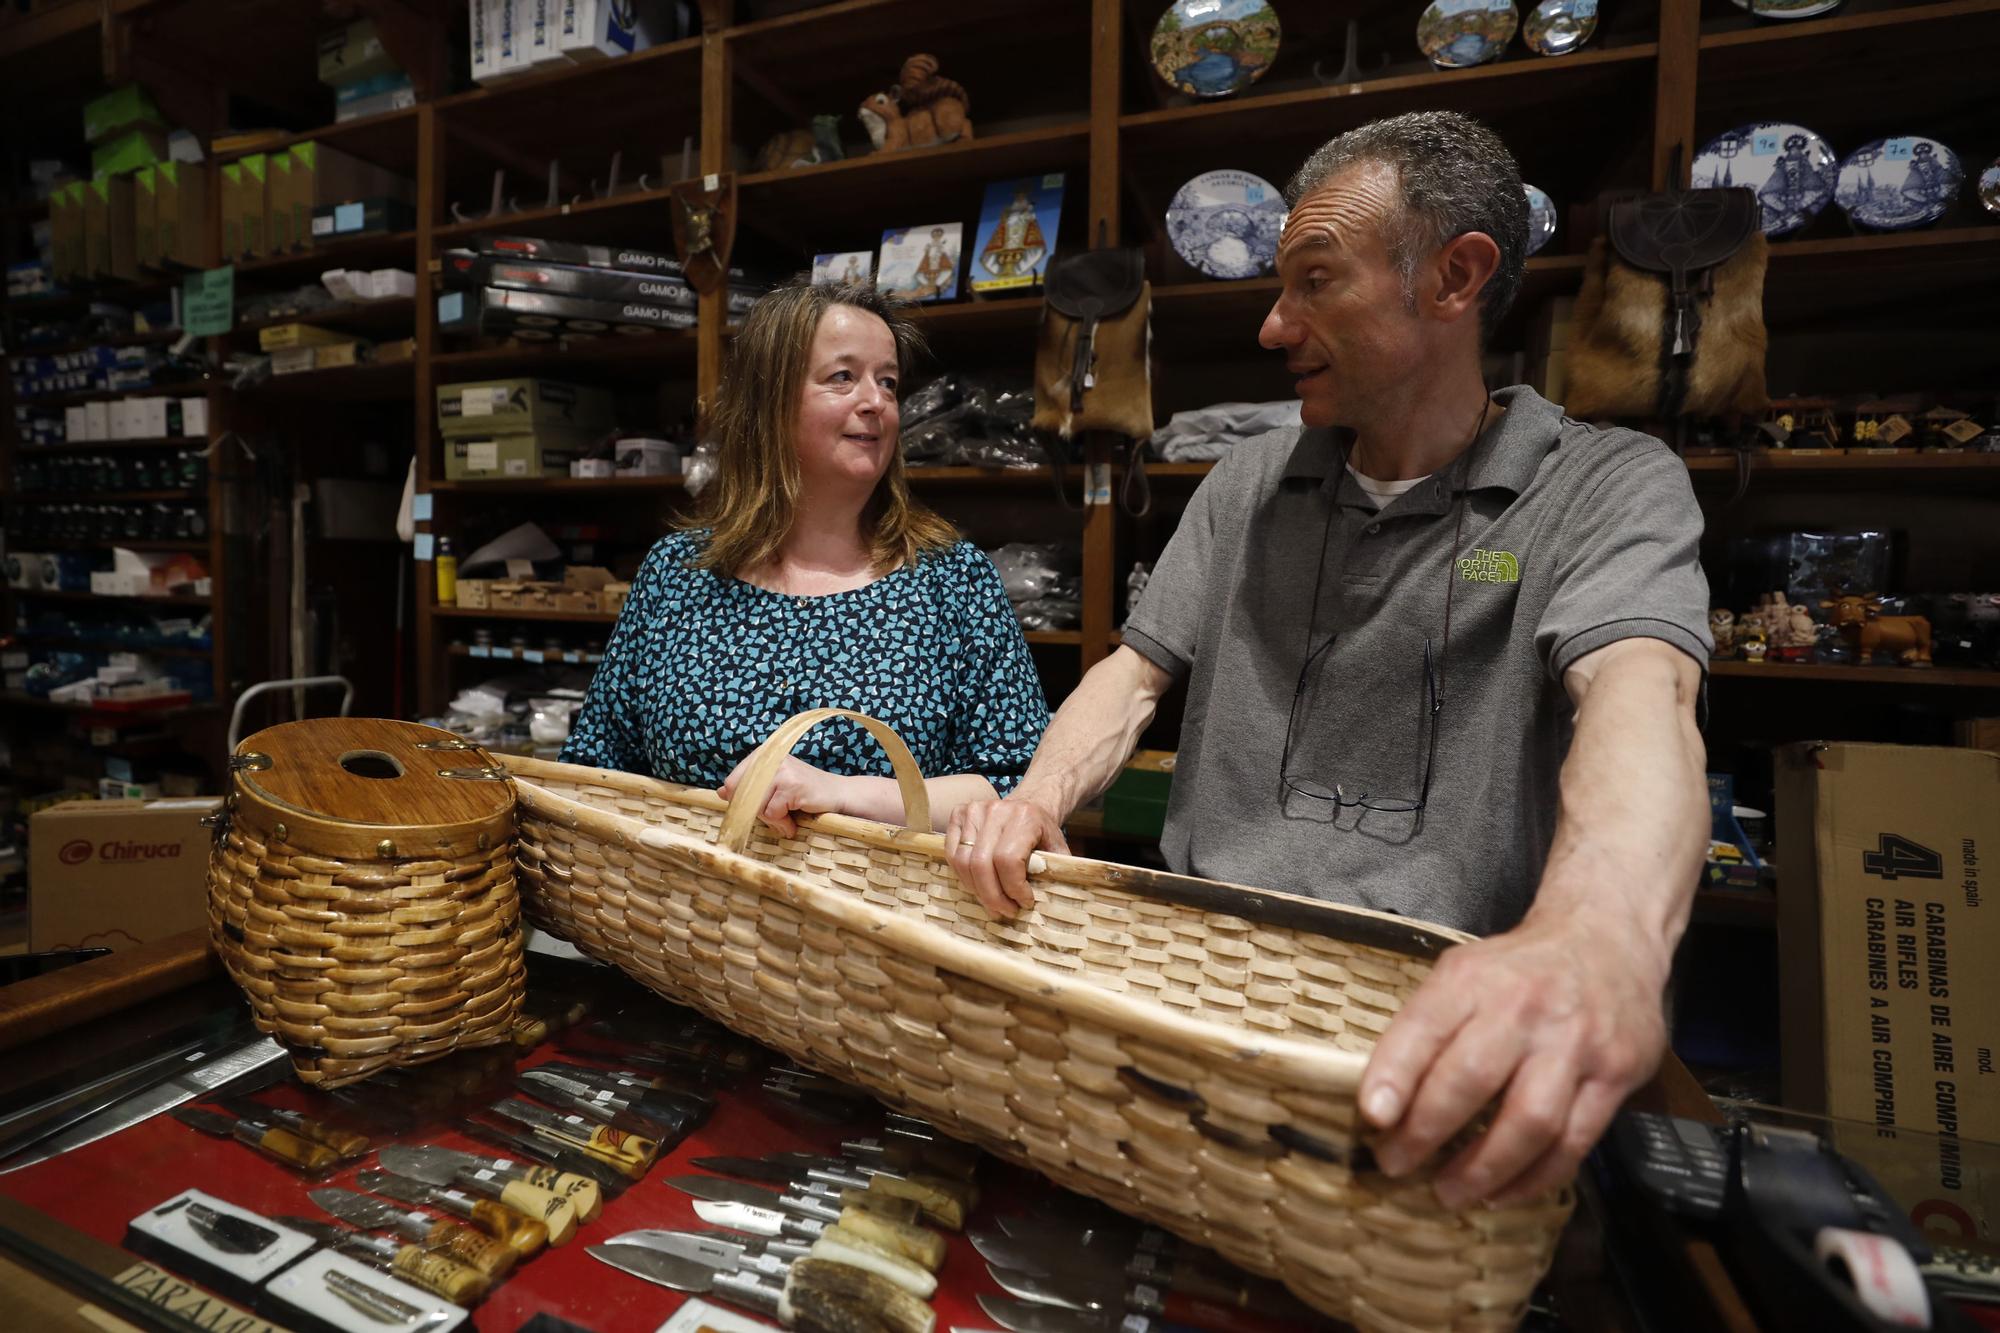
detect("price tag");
top-left (522, 649), bottom-right (544, 663)
top-left (1752, 133), bottom-right (1780, 157)
top-left (704, 173), bottom-right (719, 191)
top-left (469, 645), bottom-right (491, 658)
top-left (505, 558), bottom-right (536, 579)
top-left (181, 266), bottom-right (234, 337)
top-left (1884, 138), bottom-right (1915, 161)
top-left (412, 493), bottom-right (432, 521)
top-left (563, 651), bottom-right (581, 663)
top-left (1084, 462), bottom-right (1112, 507)
top-left (413, 533), bottom-right (434, 561)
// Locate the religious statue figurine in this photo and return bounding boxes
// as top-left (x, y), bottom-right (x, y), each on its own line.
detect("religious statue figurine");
top-left (913, 226), bottom-right (958, 293)
top-left (980, 186), bottom-right (1047, 280)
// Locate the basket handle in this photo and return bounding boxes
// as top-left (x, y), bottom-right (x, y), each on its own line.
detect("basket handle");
top-left (718, 709), bottom-right (934, 852)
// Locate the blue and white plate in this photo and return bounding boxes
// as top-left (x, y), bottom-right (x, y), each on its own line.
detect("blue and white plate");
top-left (1837, 136), bottom-right (1962, 231)
top-left (1524, 0), bottom-right (1596, 55)
top-left (1524, 184), bottom-right (1557, 255)
top-left (1166, 170), bottom-right (1287, 280)
top-left (1418, 0), bottom-right (1519, 69)
top-left (1980, 157), bottom-right (2000, 217)
top-left (1728, 0), bottom-right (1844, 18)
top-left (1693, 122), bottom-right (1837, 237)
top-left (1150, 0), bottom-right (1283, 99)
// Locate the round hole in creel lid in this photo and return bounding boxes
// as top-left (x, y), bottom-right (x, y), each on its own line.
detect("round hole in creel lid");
top-left (338, 750), bottom-right (405, 780)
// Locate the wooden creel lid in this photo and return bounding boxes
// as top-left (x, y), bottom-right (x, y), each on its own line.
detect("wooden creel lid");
top-left (229, 718), bottom-right (514, 861)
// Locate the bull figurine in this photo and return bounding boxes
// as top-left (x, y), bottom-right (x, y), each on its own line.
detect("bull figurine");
top-left (1820, 594), bottom-right (1933, 667)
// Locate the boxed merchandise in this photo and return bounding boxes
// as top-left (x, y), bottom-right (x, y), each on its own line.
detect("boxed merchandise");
top-left (437, 377), bottom-right (614, 437)
top-left (614, 437), bottom-right (678, 475)
top-left (310, 195), bottom-right (415, 242)
top-left (27, 797), bottom-right (223, 951)
top-left (374, 336), bottom-right (417, 363)
top-left (601, 582), bottom-right (631, 615)
top-left (268, 346), bottom-right (318, 376)
top-left (132, 165), bottom-right (159, 269)
top-left (266, 149), bottom-right (295, 250)
top-left (317, 17), bottom-right (399, 86)
top-left (219, 162), bottom-right (244, 258)
top-left (313, 340), bottom-right (367, 369)
top-left (555, 0), bottom-right (689, 62)
top-left (444, 427), bottom-right (601, 481)
top-left (238, 153), bottom-right (271, 257)
top-left (454, 579), bottom-right (491, 609)
top-left (49, 182), bottom-right (84, 279)
top-left (469, 254), bottom-right (698, 308)
top-left (258, 321), bottom-right (353, 351)
top-left (1776, 741), bottom-right (2000, 1241)
top-left (284, 142), bottom-right (415, 249)
top-left (336, 71), bottom-right (417, 122)
top-left (82, 84), bottom-right (165, 143)
top-left (180, 396), bottom-right (208, 436)
top-left (154, 161), bottom-right (207, 268)
top-left (82, 174), bottom-right (137, 279)
top-left (473, 232), bottom-right (694, 276)
top-left (90, 127), bottom-right (168, 178)
top-left (473, 285), bottom-right (703, 339)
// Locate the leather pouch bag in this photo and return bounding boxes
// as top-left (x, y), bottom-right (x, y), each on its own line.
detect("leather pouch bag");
top-left (1033, 247), bottom-right (1153, 442)
top-left (1568, 184), bottom-right (1769, 420)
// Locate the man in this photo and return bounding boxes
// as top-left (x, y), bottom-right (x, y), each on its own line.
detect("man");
top-left (946, 111), bottom-right (1712, 1210)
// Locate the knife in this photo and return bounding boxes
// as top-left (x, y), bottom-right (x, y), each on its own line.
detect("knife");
top-left (984, 1264), bottom-right (1312, 1333)
top-left (970, 1225), bottom-right (1260, 1301)
top-left (155, 1198), bottom-right (280, 1256)
top-left (220, 1096), bottom-right (370, 1159)
top-left (536, 1060), bottom-right (716, 1122)
top-left (975, 1294), bottom-right (1202, 1333)
top-left (488, 1098), bottom-right (655, 1179)
top-left (697, 1154), bottom-right (977, 1230)
top-left (686, 1158), bottom-right (925, 1226)
top-left (322, 1266), bottom-right (430, 1325)
top-left (171, 1105), bottom-right (339, 1173)
top-left (517, 1068), bottom-right (693, 1140)
top-left (455, 1115), bottom-right (630, 1195)
top-left (357, 1168), bottom-right (549, 1259)
top-left (401, 1141), bottom-right (603, 1221)
top-left (608, 1218), bottom-right (938, 1299)
top-left (838, 1133), bottom-right (983, 1183)
top-left (670, 1179), bottom-right (945, 1273)
top-left (377, 1145), bottom-right (579, 1245)
top-left (311, 1187), bottom-right (517, 1278)
top-left (278, 1216), bottom-right (491, 1305)
top-left (588, 1242), bottom-right (931, 1333)
top-left (0, 1035), bottom-right (288, 1176)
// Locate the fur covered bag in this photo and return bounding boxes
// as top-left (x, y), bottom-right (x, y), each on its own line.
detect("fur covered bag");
top-left (1568, 191), bottom-right (1770, 421)
top-left (1032, 247), bottom-right (1153, 442)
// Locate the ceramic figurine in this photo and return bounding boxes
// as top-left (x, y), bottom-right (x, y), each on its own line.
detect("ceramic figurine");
top-left (860, 54), bottom-right (974, 153)
top-left (1709, 608), bottom-right (1737, 656)
top-left (1821, 594), bottom-right (1933, 667)
top-left (812, 114), bottom-right (846, 164)
top-left (1739, 626), bottom-right (1769, 662)
top-left (756, 128), bottom-right (823, 172)
top-left (1773, 603), bottom-right (1818, 661)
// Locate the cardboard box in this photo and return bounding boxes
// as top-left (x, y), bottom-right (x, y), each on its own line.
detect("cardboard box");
top-left (239, 153), bottom-right (270, 257)
top-left (472, 284), bottom-right (702, 339)
top-left (259, 321), bottom-right (353, 351)
top-left (313, 340), bottom-right (368, 369)
top-left (317, 18), bottom-right (400, 86)
top-left (601, 582), bottom-right (631, 616)
top-left (82, 175), bottom-right (137, 279)
top-left (132, 165), bottom-right (159, 269)
top-left (471, 255), bottom-right (698, 308)
top-left (287, 142), bottom-right (415, 249)
top-left (614, 437), bottom-right (678, 475)
top-left (219, 162), bottom-right (244, 259)
top-left (154, 161), bottom-right (207, 269)
top-left (1776, 742), bottom-right (2000, 1246)
top-left (49, 182), bottom-right (83, 279)
top-left (474, 232), bottom-right (690, 276)
top-left (311, 195), bottom-right (414, 243)
top-left (90, 128), bottom-right (167, 178)
top-left (454, 579), bottom-right (492, 609)
top-left (28, 797), bottom-right (223, 951)
top-left (437, 377), bottom-right (613, 437)
top-left (444, 428), bottom-right (600, 480)
top-left (266, 150), bottom-right (294, 251)
top-left (82, 84), bottom-right (165, 143)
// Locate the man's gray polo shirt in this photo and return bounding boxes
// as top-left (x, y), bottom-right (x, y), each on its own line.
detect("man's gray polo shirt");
top-left (1121, 386), bottom-right (1711, 936)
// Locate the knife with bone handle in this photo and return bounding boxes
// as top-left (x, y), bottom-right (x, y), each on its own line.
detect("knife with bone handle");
top-left (685, 1157), bottom-right (926, 1226)
top-left (376, 1145), bottom-right (578, 1245)
top-left (375, 1142), bottom-right (602, 1221)
top-left (455, 1116), bottom-right (631, 1193)
top-left (171, 1105), bottom-right (339, 1173)
top-left (218, 1095), bottom-right (370, 1159)
top-left (488, 1097), bottom-right (657, 1179)
top-left (698, 1152), bottom-right (977, 1229)
top-left (605, 1219), bottom-right (938, 1299)
top-left (516, 1067), bottom-right (699, 1140)
top-left (357, 1168), bottom-right (549, 1259)
top-left (669, 1175), bottom-right (945, 1271)
top-left (310, 1188), bottom-right (517, 1278)
top-left (278, 1216), bottom-right (491, 1305)
top-left (588, 1242), bottom-right (933, 1333)
top-left (535, 1060), bottom-right (716, 1119)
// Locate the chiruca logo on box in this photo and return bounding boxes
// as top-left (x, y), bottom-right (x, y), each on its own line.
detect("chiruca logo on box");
top-left (61, 839), bottom-right (184, 865)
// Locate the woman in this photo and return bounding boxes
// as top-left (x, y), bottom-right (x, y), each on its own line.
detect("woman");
top-left (562, 279), bottom-right (1049, 836)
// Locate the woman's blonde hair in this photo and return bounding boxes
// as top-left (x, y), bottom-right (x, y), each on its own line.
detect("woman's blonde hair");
top-left (685, 279), bottom-right (957, 576)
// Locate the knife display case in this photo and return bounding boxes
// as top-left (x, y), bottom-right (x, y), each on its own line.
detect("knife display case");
top-left (0, 934), bottom-right (1757, 1332)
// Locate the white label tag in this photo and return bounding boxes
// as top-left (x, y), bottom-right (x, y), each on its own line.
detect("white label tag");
top-left (461, 387), bottom-right (499, 416)
top-left (1085, 462), bottom-right (1112, 507)
top-left (466, 441), bottom-right (498, 471)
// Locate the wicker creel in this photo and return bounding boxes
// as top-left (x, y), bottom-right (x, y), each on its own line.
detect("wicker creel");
top-left (207, 718), bottom-right (527, 1087)
top-left (506, 708), bottom-right (1574, 1333)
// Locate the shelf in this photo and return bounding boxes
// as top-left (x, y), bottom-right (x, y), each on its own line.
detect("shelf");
top-left (213, 105), bottom-right (421, 177)
top-left (8, 330), bottom-right (183, 357)
top-left (433, 188), bottom-right (679, 247)
top-left (1150, 252), bottom-right (1589, 335)
top-left (14, 490), bottom-right (203, 503)
top-left (1023, 630), bottom-right (1082, 645)
top-left (234, 298), bottom-right (415, 339)
top-left (15, 387), bottom-right (206, 409)
top-left (15, 638), bottom-right (212, 658)
top-left (431, 606), bottom-right (618, 625)
top-left (14, 437), bottom-right (204, 451)
top-left (232, 233), bottom-right (419, 283)
top-left (243, 360), bottom-right (415, 401)
top-left (904, 466), bottom-right (1052, 485)
top-left (432, 331), bottom-right (700, 379)
top-left (16, 540), bottom-right (208, 554)
top-left (12, 590), bottom-right (210, 608)
top-left (1684, 451), bottom-right (2000, 489)
top-left (428, 476), bottom-right (684, 493)
top-left (1701, 0), bottom-right (2000, 54)
top-left (1710, 660), bottom-right (2000, 688)
top-left (447, 645), bottom-right (604, 663)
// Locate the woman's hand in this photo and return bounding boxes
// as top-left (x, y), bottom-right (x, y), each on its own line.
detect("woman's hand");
top-left (718, 754), bottom-right (849, 838)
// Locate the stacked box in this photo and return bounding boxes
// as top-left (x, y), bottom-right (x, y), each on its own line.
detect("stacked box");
top-left (155, 162), bottom-right (208, 269)
top-left (438, 376), bottom-right (614, 481)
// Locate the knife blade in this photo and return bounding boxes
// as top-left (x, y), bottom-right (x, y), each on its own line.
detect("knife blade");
top-left (310, 1187), bottom-right (517, 1278)
top-left (976, 1294), bottom-right (1203, 1333)
top-left (588, 1243), bottom-right (930, 1333)
top-left (163, 1199), bottom-right (279, 1256)
top-left (357, 1168), bottom-right (549, 1259)
top-left (689, 1199), bottom-right (948, 1282)
top-left (376, 1145), bottom-right (578, 1245)
top-left (688, 1156), bottom-right (926, 1226)
top-left (609, 1215), bottom-right (939, 1299)
top-left (455, 1115), bottom-right (630, 1194)
top-left (278, 1216), bottom-right (491, 1306)
top-left (696, 1153), bottom-right (976, 1230)
top-left (0, 1035), bottom-right (288, 1176)
top-left (671, 1175), bottom-right (944, 1271)
top-left (488, 1097), bottom-right (656, 1179)
top-left (608, 1226), bottom-right (811, 1266)
top-left (220, 1096), bottom-right (369, 1159)
top-left (970, 1224), bottom-right (1238, 1292)
top-left (378, 1141), bottom-right (602, 1221)
top-left (841, 1133), bottom-right (983, 1183)
top-left (984, 1263), bottom-right (1313, 1333)
top-left (171, 1105), bottom-right (339, 1173)
top-left (536, 1060), bottom-right (716, 1120)
top-left (517, 1068), bottom-right (692, 1140)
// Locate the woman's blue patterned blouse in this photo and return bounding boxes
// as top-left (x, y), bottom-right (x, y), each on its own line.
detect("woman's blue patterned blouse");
top-left (561, 530), bottom-right (1049, 794)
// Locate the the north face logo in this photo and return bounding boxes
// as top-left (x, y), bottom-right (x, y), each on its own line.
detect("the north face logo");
top-left (1459, 548), bottom-right (1520, 583)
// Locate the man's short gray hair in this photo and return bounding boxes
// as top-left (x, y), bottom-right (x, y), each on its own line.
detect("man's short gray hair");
top-left (1284, 111), bottom-right (1528, 342)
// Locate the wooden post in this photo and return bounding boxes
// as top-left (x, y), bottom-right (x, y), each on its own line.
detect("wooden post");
top-left (1079, 0), bottom-right (1123, 673)
top-left (1652, 0), bottom-right (1702, 190)
top-left (414, 102), bottom-right (444, 716)
top-left (696, 8), bottom-right (735, 417)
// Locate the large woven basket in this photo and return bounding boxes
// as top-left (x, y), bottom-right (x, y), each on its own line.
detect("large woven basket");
top-left (207, 718), bottom-right (527, 1087)
top-left (507, 709), bottom-right (1573, 1332)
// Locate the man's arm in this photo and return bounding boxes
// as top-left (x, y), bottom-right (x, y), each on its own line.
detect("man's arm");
top-left (945, 646), bottom-right (1175, 915)
top-left (1359, 636), bottom-right (1707, 1206)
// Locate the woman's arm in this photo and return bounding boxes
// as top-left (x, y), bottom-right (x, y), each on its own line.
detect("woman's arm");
top-left (717, 762), bottom-right (994, 838)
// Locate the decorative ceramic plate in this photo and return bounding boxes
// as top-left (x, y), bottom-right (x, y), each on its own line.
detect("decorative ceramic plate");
top-left (1523, 0), bottom-right (1596, 54)
top-left (1524, 184), bottom-right (1557, 255)
top-left (1728, 0), bottom-right (1844, 19)
top-left (1150, 0), bottom-right (1283, 99)
top-left (1418, 0), bottom-right (1519, 69)
top-left (1975, 156), bottom-right (1999, 217)
top-left (1837, 136), bottom-right (1963, 231)
top-left (1692, 122), bottom-right (1837, 237)
top-left (1166, 170), bottom-right (1287, 280)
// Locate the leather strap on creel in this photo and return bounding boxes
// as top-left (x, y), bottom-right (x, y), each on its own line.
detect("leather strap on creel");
top-left (717, 708), bottom-right (934, 853)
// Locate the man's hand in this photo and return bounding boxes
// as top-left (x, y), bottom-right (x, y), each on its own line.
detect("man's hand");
top-left (718, 754), bottom-right (846, 839)
top-left (1358, 910), bottom-right (1669, 1208)
top-left (945, 795), bottom-right (1069, 918)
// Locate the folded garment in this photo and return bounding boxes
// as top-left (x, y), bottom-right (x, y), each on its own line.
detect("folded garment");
top-left (1151, 399), bottom-right (1301, 462)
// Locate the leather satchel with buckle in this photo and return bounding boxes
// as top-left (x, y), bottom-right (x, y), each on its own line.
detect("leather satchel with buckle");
top-left (1032, 244), bottom-right (1154, 513)
top-left (1568, 176), bottom-right (1769, 423)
